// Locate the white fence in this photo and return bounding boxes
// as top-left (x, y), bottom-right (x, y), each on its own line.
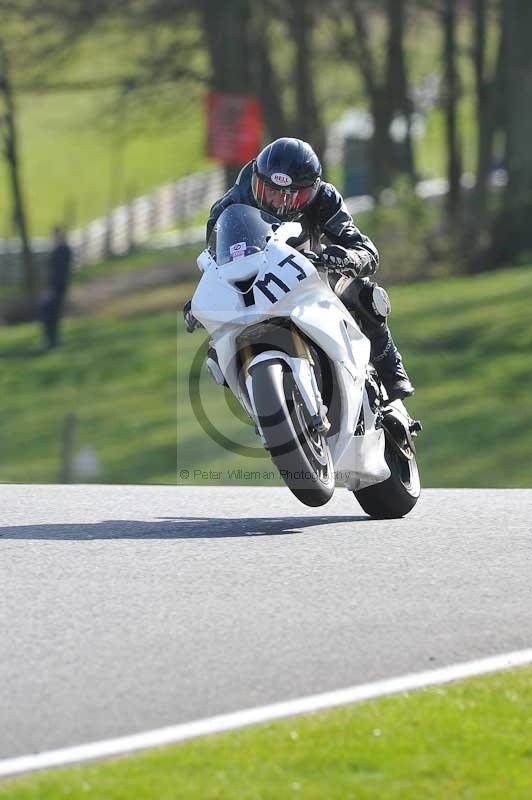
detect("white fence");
top-left (70, 167), bottom-right (225, 265)
top-left (0, 167), bottom-right (226, 283)
top-left (0, 164), bottom-right (508, 287)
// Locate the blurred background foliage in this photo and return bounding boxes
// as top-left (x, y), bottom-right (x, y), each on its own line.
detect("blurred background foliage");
top-left (1, 0), bottom-right (531, 487)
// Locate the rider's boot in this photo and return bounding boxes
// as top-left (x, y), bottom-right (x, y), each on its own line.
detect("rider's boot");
top-left (370, 329), bottom-right (415, 402)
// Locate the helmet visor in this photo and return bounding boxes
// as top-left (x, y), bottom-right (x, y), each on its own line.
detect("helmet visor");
top-left (252, 174), bottom-right (318, 218)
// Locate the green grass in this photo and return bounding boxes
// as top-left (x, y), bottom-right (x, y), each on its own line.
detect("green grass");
top-left (1, 265), bottom-right (531, 487)
top-left (0, 284), bottom-right (189, 485)
top-left (2, 666), bottom-right (532, 799)
top-left (10, 90), bottom-right (209, 236)
top-left (398, 267), bottom-right (532, 487)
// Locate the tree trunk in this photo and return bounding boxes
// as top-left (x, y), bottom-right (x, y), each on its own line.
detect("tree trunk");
top-left (489, 0), bottom-right (532, 264)
top-left (465, 0), bottom-right (505, 260)
top-left (289, 0), bottom-right (326, 168)
top-left (250, 4), bottom-right (289, 141)
top-left (442, 0), bottom-right (462, 224)
top-left (347, 0), bottom-right (413, 195)
top-left (385, 0), bottom-right (416, 181)
top-left (471, 0), bottom-right (489, 220)
top-left (0, 39), bottom-right (36, 311)
top-left (371, 95), bottom-right (395, 193)
top-left (347, 0), bottom-right (390, 194)
top-left (200, 0), bottom-right (253, 188)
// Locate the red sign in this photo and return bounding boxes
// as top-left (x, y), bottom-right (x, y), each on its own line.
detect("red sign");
top-left (206, 92), bottom-right (263, 166)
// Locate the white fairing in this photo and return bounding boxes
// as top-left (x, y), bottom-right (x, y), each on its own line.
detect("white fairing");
top-left (191, 224), bottom-right (390, 491)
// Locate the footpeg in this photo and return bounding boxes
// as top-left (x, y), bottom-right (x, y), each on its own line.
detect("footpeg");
top-left (310, 403), bottom-right (330, 434)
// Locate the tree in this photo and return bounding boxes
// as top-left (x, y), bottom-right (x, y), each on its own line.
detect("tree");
top-left (199, 0), bottom-right (327, 182)
top-left (0, 0), bottom-right (114, 312)
top-left (249, 3), bottom-right (290, 141)
top-left (464, 0), bottom-right (505, 260)
top-left (489, 0), bottom-right (532, 264)
top-left (198, 0), bottom-right (254, 187)
top-left (287, 0), bottom-right (326, 164)
top-left (334, 0), bottom-right (417, 194)
top-left (0, 35), bottom-right (36, 312)
top-left (442, 0), bottom-right (462, 224)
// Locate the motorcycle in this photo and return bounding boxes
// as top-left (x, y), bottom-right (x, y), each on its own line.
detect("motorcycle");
top-left (190, 203), bottom-right (421, 517)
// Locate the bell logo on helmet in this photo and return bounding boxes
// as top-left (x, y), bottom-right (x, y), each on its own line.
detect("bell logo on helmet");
top-left (271, 172), bottom-right (292, 187)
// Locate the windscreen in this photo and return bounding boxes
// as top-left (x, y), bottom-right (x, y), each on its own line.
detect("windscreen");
top-left (208, 203), bottom-right (279, 266)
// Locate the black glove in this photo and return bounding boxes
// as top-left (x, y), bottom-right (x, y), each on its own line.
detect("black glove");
top-left (183, 299), bottom-right (203, 333)
top-left (300, 250), bottom-right (320, 264)
top-left (321, 245), bottom-right (360, 274)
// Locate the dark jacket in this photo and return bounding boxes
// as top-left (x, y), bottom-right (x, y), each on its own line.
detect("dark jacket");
top-left (48, 243), bottom-right (72, 293)
top-left (206, 161), bottom-right (379, 278)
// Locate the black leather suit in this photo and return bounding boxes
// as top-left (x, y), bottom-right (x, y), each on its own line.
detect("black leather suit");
top-left (207, 162), bottom-right (378, 279)
top-left (205, 161), bottom-right (409, 387)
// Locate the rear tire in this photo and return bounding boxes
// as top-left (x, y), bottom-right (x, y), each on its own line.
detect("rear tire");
top-left (250, 360), bottom-right (334, 507)
top-left (354, 441), bottom-right (420, 519)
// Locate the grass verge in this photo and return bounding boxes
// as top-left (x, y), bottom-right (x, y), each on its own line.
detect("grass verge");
top-left (72, 244), bottom-right (200, 284)
top-left (1, 265), bottom-right (531, 486)
top-left (2, 666), bottom-right (532, 799)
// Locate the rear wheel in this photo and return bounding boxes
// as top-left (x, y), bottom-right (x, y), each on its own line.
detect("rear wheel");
top-left (250, 360), bottom-right (334, 507)
top-left (354, 440), bottom-right (420, 519)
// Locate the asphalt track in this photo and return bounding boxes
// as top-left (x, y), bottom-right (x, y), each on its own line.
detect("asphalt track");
top-left (1, 485), bottom-right (531, 762)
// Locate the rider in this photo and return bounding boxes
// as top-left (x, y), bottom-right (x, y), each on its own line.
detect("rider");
top-left (184, 137), bottom-right (414, 401)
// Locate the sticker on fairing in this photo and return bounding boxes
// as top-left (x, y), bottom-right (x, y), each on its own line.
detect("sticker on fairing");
top-left (230, 242), bottom-right (247, 259)
top-left (271, 172), bottom-right (292, 187)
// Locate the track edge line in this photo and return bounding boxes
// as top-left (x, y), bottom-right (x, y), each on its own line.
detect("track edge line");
top-left (2, 647), bottom-right (532, 779)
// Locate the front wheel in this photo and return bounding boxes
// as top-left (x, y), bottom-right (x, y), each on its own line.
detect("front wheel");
top-left (354, 441), bottom-right (420, 519)
top-left (250, 360), bottom-right (334, 507)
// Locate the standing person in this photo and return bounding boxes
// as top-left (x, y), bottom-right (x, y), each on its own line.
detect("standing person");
top-left (41, 226), bottom-right (72, 349)
top-left (184, 138), bottom-right (414, 401)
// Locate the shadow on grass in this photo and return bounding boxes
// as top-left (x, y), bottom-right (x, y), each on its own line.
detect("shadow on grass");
top-left (0, 514), bottom-right (370, 540)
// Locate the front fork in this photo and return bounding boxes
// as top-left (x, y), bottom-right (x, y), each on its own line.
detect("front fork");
top-left (290, 326), bottom-right (330, 434)
top-left (292, 324), bottom-right (313, 364)
top-left (241, 324), bottom-right (330, 435)
top-left (238, 324), bottom-right (313, 373)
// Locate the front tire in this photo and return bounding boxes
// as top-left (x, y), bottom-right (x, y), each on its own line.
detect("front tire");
top-left (250, 360), bottom-right (334, 507)
top-left (354, 441), bottom-right (420, 519)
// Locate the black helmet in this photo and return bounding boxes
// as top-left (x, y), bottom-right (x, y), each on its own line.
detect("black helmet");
top-left (251, 137), bottom-right (322, 220)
